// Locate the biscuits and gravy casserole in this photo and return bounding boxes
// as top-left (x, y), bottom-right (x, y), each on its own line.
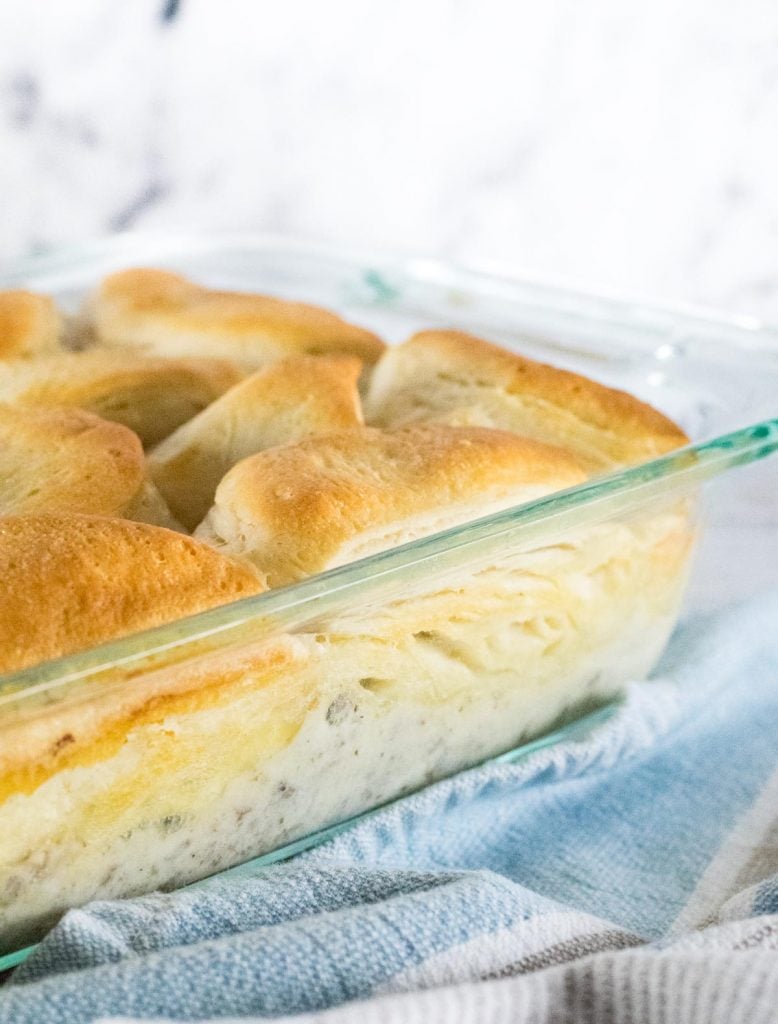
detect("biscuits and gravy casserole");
top-left (0, 268), bottom-right (693, 952)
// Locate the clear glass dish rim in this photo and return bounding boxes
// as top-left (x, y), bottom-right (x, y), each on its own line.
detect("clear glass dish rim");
top-left (0, 232), bottom-right (776, 705)
top-left (2, 229), bottom-right (778, 353)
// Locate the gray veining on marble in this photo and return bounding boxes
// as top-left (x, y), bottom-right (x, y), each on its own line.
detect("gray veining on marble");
top-left (1, 0), bottom-right (778, 320)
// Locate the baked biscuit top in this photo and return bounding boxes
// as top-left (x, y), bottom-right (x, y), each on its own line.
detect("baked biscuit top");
top-left (0, 290), bottom-right (62, 359)
top-left (0, 515), bottom-right (264, 675)
top-left (91, 268), bottom-right (386, 367)
top-left (365, 329), bottom-right (689, 469)
top-left (0, 268), bottom-right (690, 677)
top-left (196, 423), bottom-right (588, 586)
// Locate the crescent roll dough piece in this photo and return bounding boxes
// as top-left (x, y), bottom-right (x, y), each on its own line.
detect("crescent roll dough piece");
top-left (365, 330), bottom-right (689, 470)
top-left (0, 350), bottom-right (243, 446)
top-left (150, 355), bottom-right (364, 531)
top-left (0, 404), bottom-right (177, 528)
top-left (0, 514), bottom-right (265, 675)
top-left (90, 268), bottom-right (385, 369)
top-left (196, 423), bottom-right (587, 586)
top-left (0, 290), bottom-right (62, 359)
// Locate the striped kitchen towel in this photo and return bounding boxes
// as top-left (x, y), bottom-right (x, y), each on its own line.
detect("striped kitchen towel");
top-left (2, 587), bottom-right (778, 1024)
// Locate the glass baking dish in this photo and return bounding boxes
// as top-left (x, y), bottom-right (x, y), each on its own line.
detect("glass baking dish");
top-left (0, 234), bottom-right (776, 969)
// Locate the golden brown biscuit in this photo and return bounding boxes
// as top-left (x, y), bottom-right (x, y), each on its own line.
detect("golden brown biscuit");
top-left (90, 268), bottom-right (385, 368)
top-left (0, 350), bottom-right (243, 446)
top-left (365, 330), bottom-right (689, 470)
top-left (0, 514), bottom-right (265, 675)
top-left (149, 355), bottom-right (364, 530)
top-left (196, 423), bottom-right (587, 586)
top-left (0, 290), bottom-right (62, 359)
top-left (0, 404), bottom-right (177, 527)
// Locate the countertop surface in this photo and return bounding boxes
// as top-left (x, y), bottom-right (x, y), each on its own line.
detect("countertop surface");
top-left (2, 0), bottom-right (778, 322)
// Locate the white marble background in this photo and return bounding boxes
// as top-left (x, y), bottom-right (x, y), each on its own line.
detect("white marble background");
top-left (2, 0), bottom-right (778, 319)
